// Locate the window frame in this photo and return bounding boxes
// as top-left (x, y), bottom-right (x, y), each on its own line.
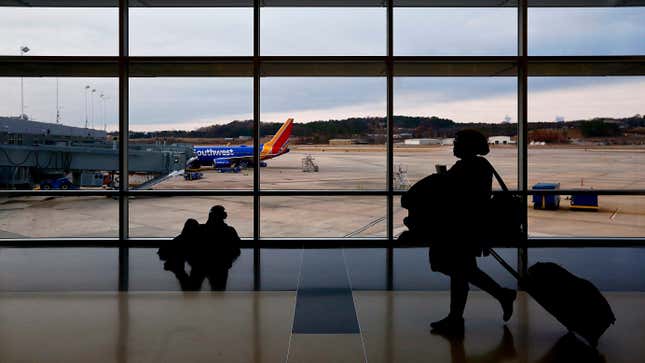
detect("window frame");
top-left (0, 0), bottom-right (644, 292)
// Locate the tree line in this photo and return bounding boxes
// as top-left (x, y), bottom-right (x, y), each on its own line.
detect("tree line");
top-left (128, 114), bottom-right (645, 143)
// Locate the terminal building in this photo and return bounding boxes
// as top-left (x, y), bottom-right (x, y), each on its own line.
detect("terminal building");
top-left (0, 1), bottom-right (644, 363)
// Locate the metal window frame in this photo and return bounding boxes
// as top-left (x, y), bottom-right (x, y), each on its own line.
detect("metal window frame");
top-left (1, 2), bottom-right (645, 291)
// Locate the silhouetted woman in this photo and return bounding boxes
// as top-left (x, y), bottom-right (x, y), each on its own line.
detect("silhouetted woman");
top-left (158, 218), bottom-right (200, 290)
top-left (429, 130), bottom-right (516, 335)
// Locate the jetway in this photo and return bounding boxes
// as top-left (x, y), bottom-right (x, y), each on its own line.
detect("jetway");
top-left (0, 142), bottom-right (191, 186)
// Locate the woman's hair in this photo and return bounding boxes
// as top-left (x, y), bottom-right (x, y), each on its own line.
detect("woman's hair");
top-left (454, 129), bottom-right (489, 158)
top-left (182, 218), bottom-right (200, 235)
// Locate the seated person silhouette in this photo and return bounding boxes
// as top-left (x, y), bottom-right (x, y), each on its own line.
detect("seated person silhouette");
top-left (404, 129), bottom-right (517, 335)
top-left (158, 206), bottom-right (241, 291)
top-left (185, 205), bottom-right (241, 291)
top-left (158, 218), bottom-right (199, 289)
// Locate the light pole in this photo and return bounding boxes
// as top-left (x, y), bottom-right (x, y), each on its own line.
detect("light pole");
top-left (56, 78), bottom-right (61, 124)
top-left (19, 46), bottom-right (30, 119)
top-left (100, 93), bottom-right (107, 129)
top-left (84, 85), bottom-right (90, 128)
top-left (91, 88), bottom-right (96, 129)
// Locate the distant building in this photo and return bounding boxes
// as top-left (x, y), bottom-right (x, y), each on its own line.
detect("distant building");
top-left (0, 116), bottom-right (106, 145)
top-left (441, 138), bottom-right (455, 146)
top-left (404, 138), bottom-right (441, 145)
top-left (329, 139), bottom-right (356, 145)
top-left (238, 135), bottom-right (252, 141)
top-left (488, 136), bottom-right (514, 145)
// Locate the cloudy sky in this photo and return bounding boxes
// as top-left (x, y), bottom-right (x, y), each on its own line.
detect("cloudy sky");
top-left (0, 6), bottom-right (644, 132)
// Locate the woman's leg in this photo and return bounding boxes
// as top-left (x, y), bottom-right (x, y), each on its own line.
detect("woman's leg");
top-left (430, 270), bottom-right (468, 334)
top-left (467, 266), bottom-right (503, 299)
top-left (468, 265), bottom-right (516, 322)
top-left (449, 272), bottom-right (470, 319)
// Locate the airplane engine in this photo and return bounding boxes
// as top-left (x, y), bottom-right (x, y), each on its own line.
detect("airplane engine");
top-left (186, 156), bottom-right (201, 170)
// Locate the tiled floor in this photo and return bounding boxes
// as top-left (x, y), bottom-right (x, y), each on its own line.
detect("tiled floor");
top-left (0, 291), bottom-right (644, 362)
top-left (1, 248), bottom-right (644, 362)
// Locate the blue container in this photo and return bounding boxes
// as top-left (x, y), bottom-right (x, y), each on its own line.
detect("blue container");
top-left (532, 182), bottom-right (561, 210)
top-left (570, 192), bottom-right (599, 211)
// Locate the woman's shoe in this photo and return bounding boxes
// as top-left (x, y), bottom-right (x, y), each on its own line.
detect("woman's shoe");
top-left (501, 288), bottom-right (517, 322)
top-left (430, 316), bottom-right (465, 336)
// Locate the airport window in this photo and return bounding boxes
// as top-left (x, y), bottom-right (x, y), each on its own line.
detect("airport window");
top-left (129, 77), bottom-right (253, 190)
top-left (129, 196), bottom-right (253, 238)
top-left (393, 77), bottom-right (518, 190)
top-left (528, 7), bottom-right (645, 56)
top-left (394, 8), bottom-right (517, 56)
top-left (0, 7), bottom-right (118, 56)
top-left (260, 77), bottom-right (386, 190)
top-left (260, 8), bottom-right (386, 56)
top-left (0, 196), bottom-right (118, 239)
top-left (129, 8), bottom-right (253, 56)
top-left (0, 77), bottom-right (118, 194)
top-left (260, 196), bottom-right (387, 238)
top-left (527, 76), bottom-right (645, 238)
top-left (0, 1), bottom-right (644, 292)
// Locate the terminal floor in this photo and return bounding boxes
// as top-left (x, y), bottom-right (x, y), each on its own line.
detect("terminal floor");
top-left (0, 291), bottom-right (644, 363)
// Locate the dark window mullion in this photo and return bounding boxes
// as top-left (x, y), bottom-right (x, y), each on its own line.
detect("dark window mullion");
top-left (253, 0), bottom-right (261, 291)
top-left (118, 0), bottom-right (129, 292)
top-left (517, 0), bottom-right (529, 283)
top-left (386, 0), bottom-right (394, 290)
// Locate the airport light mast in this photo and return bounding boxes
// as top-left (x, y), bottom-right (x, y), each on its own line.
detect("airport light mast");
top-left (100, 93), bottom-right (107, 128)
top-left (84, 85), bottom-right (90, 128)
top-left (19, 46), bottom-right (30, 119)
top-left (56, 78), bottom-right (60, 124)
top-left (91, 88), bottom-right (96, 129)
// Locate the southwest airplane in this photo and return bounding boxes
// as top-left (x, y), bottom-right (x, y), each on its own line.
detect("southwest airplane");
top-left (187, 118), bottom-right (293, 170)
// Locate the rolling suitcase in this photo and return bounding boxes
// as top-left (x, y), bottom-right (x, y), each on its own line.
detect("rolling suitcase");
top-left (488, 249), bottom-right (616, 347)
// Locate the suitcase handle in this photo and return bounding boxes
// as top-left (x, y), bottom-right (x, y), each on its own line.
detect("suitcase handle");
top-left (488, 248), bottom-right (521, 281)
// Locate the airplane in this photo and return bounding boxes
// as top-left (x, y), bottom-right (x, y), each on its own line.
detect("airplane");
top-left (186, 118), bottom-right (293, 170)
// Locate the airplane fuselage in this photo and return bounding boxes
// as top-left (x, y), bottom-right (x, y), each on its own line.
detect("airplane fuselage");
top-left (192, 144), bottom-right (288, 168)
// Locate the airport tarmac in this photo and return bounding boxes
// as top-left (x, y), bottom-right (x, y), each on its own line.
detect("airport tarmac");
top-left (0, 145), bottom-right (643, 239)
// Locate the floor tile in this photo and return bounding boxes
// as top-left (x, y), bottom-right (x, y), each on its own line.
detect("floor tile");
top-left (287, 334), bottom-right (365, 363)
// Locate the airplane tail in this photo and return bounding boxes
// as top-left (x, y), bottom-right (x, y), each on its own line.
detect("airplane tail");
top-left (262, 118), bottom-right (293, 156)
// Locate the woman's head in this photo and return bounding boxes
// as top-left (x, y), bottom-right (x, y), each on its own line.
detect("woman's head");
top-left (182, 218), bottom-right (200, 235)
top-left (453, 129), bottom-right (489, 159)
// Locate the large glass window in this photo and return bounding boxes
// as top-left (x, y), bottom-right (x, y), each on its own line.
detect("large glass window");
top-left (129, 196), bottom-right (252, 238)
top-left (0, 7), bottom-right (118, 56)
top-left (394, 77), bottom-right (518, 190)
top-left (0, 77), bottom-right (118, 194)
top-left (261, 8), bottom-right (385, 55)
top-left (129, 77), bottom-right (253, 190)
top-left (395, 8), bottom-right (517, 56)
top-left (130, 8), bottom-right (253, 56)
top-left (527, 76), bottom-right (645, 237)
top-left (529, 7), bottom-right (645, 56)
top-left (261, 196), bottom-right (386, 239)
top-left (2, 1), bottom-right (644, 292)
top-left (261, 77), bottom-right (386, 190)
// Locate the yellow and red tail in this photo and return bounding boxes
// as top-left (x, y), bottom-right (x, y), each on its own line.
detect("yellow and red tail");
top-left (261, 118), bottom-right (293, 159)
